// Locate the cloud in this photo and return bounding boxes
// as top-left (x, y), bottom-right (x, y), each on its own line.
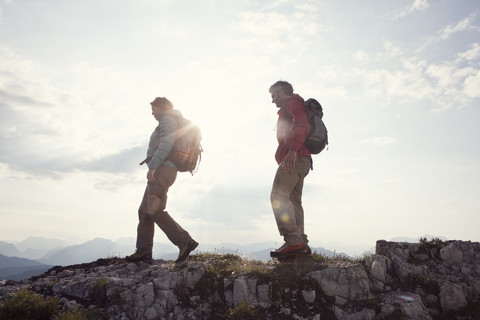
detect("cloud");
top-left (230, 3), bottom-right (322, 55)
top-left (394, 0), bottom-right (430, 19)
top-left (426, 64), bottom-right (472, 88)
top-left (354, 50), bottom-right (369, 63)
top-left (0, 47), bottom-right (149, 179)
top-left (78, 146), bottom-right (144, 173)
top-left (440, 15), bottom-right (476, 40)
top-left (418, 15), bottom-right (478, 51)
top-left (463, 70), bottom-right (480, 98)
top-left (424, 44), bottom-right (480, 102)
top-left (411, 0), bottom-right (429, 11)
top-left (457, 43), bottom-right (480, 62)
top-left (349, 37), bottom-right (480, 111)
top-left (360, 56), bottom-right (435, 102)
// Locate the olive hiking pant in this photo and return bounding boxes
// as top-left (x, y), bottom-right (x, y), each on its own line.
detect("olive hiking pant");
top-left (135, 165), bottom-right (193, 254)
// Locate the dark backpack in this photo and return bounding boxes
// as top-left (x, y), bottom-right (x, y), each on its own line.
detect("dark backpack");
top-left (167, 116), bottom-right (203, 174)
top-left (304, 98), bottom-right (328, 154)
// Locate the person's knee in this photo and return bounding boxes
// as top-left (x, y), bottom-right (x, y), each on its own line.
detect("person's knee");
top-left (146, 195), bottom-right (166, 215)
top-left (271, 187), bottom-right (289, 204)
top-left (271, 192), bottom-right (281, 212)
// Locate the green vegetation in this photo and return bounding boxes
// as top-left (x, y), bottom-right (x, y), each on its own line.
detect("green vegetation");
top-left (190, 252), bottom-right (266, 275)
top-left (53, 308), bottom-right (105, 320)
top-left (312, 250), bottom-right (372, 264)
top-left (418, 237), bottom-right (444, 253)
top-left (189, 250), bottom-right (369, 296)
top-left (47, 277), bottom-right (60, 289)
top-left (0, 288), bottom-right (109, 320)
top-left (226, 301), bottom-right (263, 320)
top-left (0, 288), bottom-right (59, 320)
top-left (190, 253), bottom-right (245, 299)
top-left (110, 287), bottom-right (124, 306)
top-left (382, 305), bottom-right (404, 320)
top-left (90, 278), bottom-right (108, 307)
top-left (404, 273), bottom-right (440, 295)
top-left (189, 250), bottom-right (334, 312)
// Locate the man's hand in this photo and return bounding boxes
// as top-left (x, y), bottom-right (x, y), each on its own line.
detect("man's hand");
top-left (282, 150), bottom-right (297, 173)
top-left (147, 169), bottom-right (156, 182)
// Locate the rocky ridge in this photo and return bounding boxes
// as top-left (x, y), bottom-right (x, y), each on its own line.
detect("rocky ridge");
top-left (0, 239), bottom-right (479, 319)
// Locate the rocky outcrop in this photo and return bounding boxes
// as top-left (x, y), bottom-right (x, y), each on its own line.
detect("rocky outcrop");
top-left (0, 240), bottom-right (479, 319)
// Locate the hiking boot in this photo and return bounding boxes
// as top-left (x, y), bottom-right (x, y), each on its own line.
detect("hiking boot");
top-left (125, 251), bottom-right (152, 263)
top-left (270, 243), bottom-right (308, 258)
top-left (176, 240), bottom-right (199, 263)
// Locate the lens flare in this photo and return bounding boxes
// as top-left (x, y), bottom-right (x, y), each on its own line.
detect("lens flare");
top-left (147, 195), bottom-right (162, 214)
top-left (272, 199), bottom-right (281, 210)
top-left (280, 213), bottom-right (290, 224)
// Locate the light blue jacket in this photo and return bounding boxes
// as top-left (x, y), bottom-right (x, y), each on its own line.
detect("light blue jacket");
top-left (147, 110), bottom-right (182, 170)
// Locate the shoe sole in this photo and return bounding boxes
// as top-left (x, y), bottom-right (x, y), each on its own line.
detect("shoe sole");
top-left (276, 253), bottom-right (314, 263)
top-left (125, 254), bottom-right (153, 263)
top-left (270, 245), bottom-right (308, 258)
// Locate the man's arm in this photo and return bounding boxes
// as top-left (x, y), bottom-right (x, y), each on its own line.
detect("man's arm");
top-left (147, 115), bottom-right (177, 181)
top-left (283, 101), bottom-right (310, 172)
top-left (287, 101), bottom-right (310, 152)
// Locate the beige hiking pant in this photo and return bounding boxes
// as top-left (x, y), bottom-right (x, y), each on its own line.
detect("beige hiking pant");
top-left (271, 156), bottom-right (311, 246)
top-left (136, 165), bottom-right (192, 253)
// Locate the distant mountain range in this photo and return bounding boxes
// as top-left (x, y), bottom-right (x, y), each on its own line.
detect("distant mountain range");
top-left (0, 235), bottom-right (446, 281)
top-left (0, 237), bottom-right (345, 280)
top-left (0, 254), bottom-right (53, 281)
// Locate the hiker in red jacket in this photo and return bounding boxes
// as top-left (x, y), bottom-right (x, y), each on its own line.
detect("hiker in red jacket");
top-left (268, 81), bottom-right (312, 258)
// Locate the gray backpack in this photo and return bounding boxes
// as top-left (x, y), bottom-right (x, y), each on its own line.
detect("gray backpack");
top-left (304, 98), bottom-right (328, 154)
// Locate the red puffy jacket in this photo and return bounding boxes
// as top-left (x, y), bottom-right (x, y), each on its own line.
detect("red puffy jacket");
top-left (275, 94), bottom-right (311, 164)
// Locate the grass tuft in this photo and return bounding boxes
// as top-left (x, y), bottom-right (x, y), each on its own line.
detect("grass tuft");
top-left (226, 301), bottom-right (263, 320)
top-left (0, 288), bottom-right (59, 320)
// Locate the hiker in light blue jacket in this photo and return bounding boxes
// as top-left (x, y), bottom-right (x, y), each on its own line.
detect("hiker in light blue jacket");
top-left (126, 97), bottom-right (198, 263)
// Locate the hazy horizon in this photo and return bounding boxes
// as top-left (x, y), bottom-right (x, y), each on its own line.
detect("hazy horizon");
top-left (0, 234), bottom-right (450, 257)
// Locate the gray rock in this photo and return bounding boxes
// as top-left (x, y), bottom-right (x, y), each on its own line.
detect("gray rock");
top-left (400, 301), bottom-right (432, 320)
top-left (440, 242), bottom-right (464, 266)
top-left (224, 278), bottom-right (233, 306)
top-left (301, 289), bottom-right (315, 304)
top-left (156, 289), bottom-right (177, 313)
top-left (233, 277), bottom-right (248, 307)
top-left (439, 283), bottom-right (467, 311)
top-left (185, 267), bottom-right (204, 289)
top-left (246, 278), bottom-right (258, 306)
top-left (257, 284), bottom-right (270, 308)
top-left (334, 306), bottom-right (375, 320)
top-left (370, 255), bottom-right (387, 282)
top-left (143, 306), bottom-right (159, 320)
top-left (126, 263), bottom-right (138, 272)
top-left (152, 271), bottom-right (175, 290)
top-left (309, 263), bottom-right (372, 301)
top-left (135, 282), bottom-right (155, 309)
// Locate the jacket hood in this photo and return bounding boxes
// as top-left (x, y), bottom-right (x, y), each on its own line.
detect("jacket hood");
top-left (156, 109), bottom-right (182, 121)
top-left (277, 94), bottom-right (305, 115)
top-left (287, 94), bottom-right (304, 104)
top-left (164, 109), bottom-right (182, 117)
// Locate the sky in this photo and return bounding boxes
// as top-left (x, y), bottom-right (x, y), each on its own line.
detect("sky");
top-left (0, 0), bottom-right (479, 256)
